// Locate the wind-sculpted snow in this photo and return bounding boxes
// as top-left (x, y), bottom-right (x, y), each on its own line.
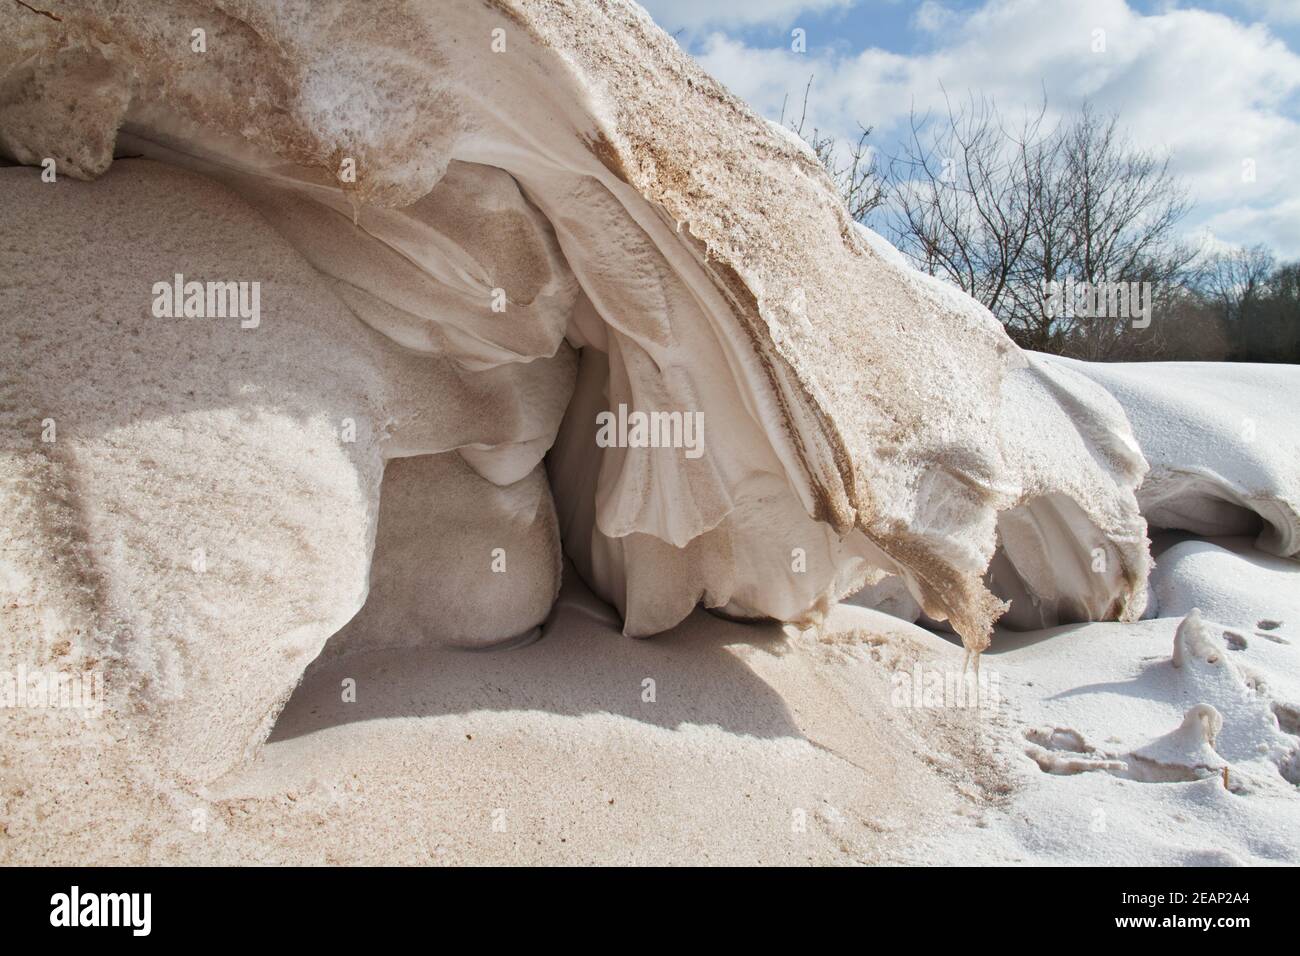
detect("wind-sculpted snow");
top-left (989, 355), bottom-right (1151, 629)
top-left (0, 158), bottom-right (578, 779)
top-left (1047, 357), bottom-right (1300, 558)
top-left (1, 0), bottom-right (1157, 778)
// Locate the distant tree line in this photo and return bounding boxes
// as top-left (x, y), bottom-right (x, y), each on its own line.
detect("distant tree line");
top-left (786, 83), bottom-right (1300, 363)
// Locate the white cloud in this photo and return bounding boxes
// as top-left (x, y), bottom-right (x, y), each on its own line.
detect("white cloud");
top-left (693, 0), bottom-right (1300, 256)
top-left (1202, 195), bottom-right (1300, 250)
top-left (637, 0), bottom-right (857, 31)
top-left (913, 1), bottom-right (956, 33)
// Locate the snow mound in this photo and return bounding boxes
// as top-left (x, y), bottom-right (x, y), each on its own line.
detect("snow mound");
top-left (990, 354), bottom-right (1150, 629)
top-left (0, 0), bottom-right (1225, 784)
top-left (323, 453), bottom-right (563, 654)
top-left (0, 0), bottom-right (1159, 656)
top-left (1152, 538), bottom-right (1299, 645)
top-left (0, 159), bottom-right (576, 779)
top-left (1170, 610), bottom-right (1297, 785)
top-left (1127, 704), bottom-right (1225, 779)
top-left (1046, 357), bottom-right (1300, 557)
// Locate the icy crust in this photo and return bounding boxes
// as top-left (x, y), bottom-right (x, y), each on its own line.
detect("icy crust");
top-left (1046, 356), bottom-right (1300, 558)
top-left (851, 230), bottom-right (1153, 630)
top-left (990, 355), bottom-right (1151, 629)
top-left (0, 1), bottom-right (1155, 664)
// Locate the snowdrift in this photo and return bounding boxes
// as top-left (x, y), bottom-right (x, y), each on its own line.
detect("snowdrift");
top-left (1047, 357), bottom-right (1300, 558)
top-left (0, 0), bottom-right (1180, 781)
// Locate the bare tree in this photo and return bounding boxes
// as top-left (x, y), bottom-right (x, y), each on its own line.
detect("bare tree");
top-left (1257, 262), bottom-right (1300, 363)
top-left (1195, 246), bottom-right (1300, 362)
top-left (776, 81), bottom-right (1223, 360)
top-left (879, 98), bottom-right (1197, 358)
top-left (881, 91), bottom-right (1051, 326)
top-left (1048, 105), bottom-right (1197, 360)
top-left (1199, 243), bottom-right (1275, 323)
top-left (782, 77), bottom-right (885, 222)
top-left (790, 90), bottom-right (1202, 360)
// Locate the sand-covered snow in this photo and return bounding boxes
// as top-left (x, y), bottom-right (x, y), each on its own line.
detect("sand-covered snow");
top-left (1, 0), bottom-right (1297, 865)
top-left (7, 563), bottom-right (1295, 865)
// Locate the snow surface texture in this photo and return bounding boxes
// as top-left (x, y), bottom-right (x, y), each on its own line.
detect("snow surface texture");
top-left (0, 160), bottom-right (574, 780)
top-left (0, 1), bottom-right (1296, 864)
top-left (1048, 356), bottom-right (1300, 557)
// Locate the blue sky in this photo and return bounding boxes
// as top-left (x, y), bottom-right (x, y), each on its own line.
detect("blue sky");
top-left (640, 0), bottom-right (1300, 258)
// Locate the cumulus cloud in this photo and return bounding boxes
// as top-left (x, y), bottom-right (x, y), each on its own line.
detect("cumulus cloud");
top-left (691, 0), bottom-right (1300, 256)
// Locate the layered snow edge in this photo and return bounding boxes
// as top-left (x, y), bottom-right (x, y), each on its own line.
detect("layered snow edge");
top-left (1, 0), bottom-right (1297, 781)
